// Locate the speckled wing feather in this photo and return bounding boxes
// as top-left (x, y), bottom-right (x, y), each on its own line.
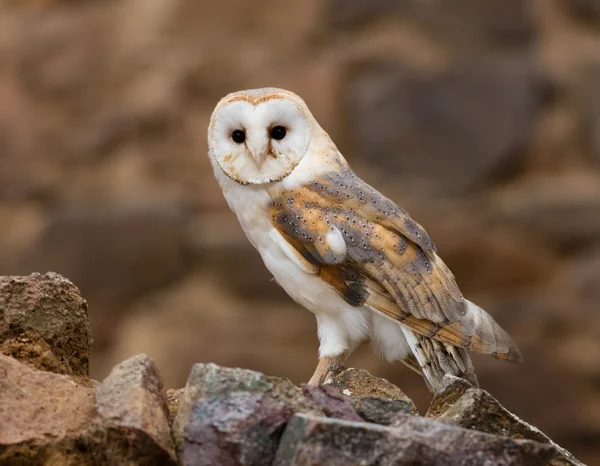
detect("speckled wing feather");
top-left (269, 162), bottom-right (521, 364)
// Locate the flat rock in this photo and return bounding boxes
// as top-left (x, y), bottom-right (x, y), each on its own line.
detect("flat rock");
top-left (0, 272), bottom-right (92, 379)
top-left (427, 375), bottom-right (584, 466)
top-left (175, 363), bottom-right (322, 464)
top-left (96, 353), bottom-right (176, 463)
top-left (274, 413), bottom-right (555, 466)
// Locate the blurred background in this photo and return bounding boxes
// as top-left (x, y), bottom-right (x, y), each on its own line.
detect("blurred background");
top-left (1, 0), bottom-right (599, 462)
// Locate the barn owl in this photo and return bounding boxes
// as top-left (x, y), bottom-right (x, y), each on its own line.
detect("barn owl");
top-left (207, 87), bottom-right (522, 392)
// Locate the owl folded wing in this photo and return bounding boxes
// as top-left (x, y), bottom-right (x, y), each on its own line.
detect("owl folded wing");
top-left (269, 173), bottom-right (522, 363)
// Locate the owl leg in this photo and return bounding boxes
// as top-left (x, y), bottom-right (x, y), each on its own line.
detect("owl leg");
top-left (308, 314), bottom-right (353, 385)
top-left (308, 351), bottom-right (349, 386)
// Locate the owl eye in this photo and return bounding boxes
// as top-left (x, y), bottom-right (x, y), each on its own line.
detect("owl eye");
top-left (231, 129), bottom-right (245, 144)
top-left (270, 126), bottom-right (286, 140)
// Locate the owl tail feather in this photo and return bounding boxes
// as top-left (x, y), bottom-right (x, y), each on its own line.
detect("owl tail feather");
top-left (400, 326), bottom-right (478, 393)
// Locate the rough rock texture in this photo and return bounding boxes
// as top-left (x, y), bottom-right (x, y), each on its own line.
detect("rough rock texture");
top-left (274, 413), bottom-right (555, 466)
top-left (426, 375), bottom-right (584, 466)
top-left (166, 388), bottom-right (184, 427)
top-left (175, 363), bottom-right (323, 465)
top-left (0, 354), bottom-right (96, 451)
top-left (300, 369), bottom-right (418, 425)
top-left (0, 353), bottom-right (177, 466)
top-left (327, 367), bottom-right (419, 421)
top-left (96, 354), bottom-right (176, 463)
top-left (0, 272), bottom-right (92, 378)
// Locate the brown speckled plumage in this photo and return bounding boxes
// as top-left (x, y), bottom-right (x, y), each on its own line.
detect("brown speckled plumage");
top-left (268, 155), bottom-right (521, 370)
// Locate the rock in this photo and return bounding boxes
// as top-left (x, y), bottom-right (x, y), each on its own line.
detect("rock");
top-left (427, 375), bottom-right (584, 466)
top-left (327, 367), bottom-right (414, 402)
top-left (0, 272), bottom-right (92, 378)
top-left (174, 363), bottom-right (323, 464)
top-left (0, 354), bottom-right (96, 452)
top-left (324, 368), bottom-right (418, 423)
top-left (96, 353), bottom-right (176, 462)
top-left (426, 374), bottom-right (473, 418)
top-left (345, 55), bottom-right (540, 194)
top-left (302, 385), bottom-right (364, 422)
top-left (274, 413), bottom-right (555, 466)
top-left (0, 352), bottom-right (178, 465)
top-left (166, 387), bottom-right (184, 427)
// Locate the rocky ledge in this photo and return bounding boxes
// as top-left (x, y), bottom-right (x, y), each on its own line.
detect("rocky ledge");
top-left (0, 273), bottom-right (585, 466)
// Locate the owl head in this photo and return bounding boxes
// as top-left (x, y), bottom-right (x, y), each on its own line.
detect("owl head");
top-left (208, 88), bottom-right (317, 185)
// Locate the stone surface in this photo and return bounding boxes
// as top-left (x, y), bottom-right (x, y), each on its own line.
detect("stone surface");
top-left (426, 374), bottom-right (473, 418)
top-left (166, 387), bottom-right (184, 427)
top-left (96, 353), bottom-right (176, 462)
top-left (427, 375), bottom-right (584, 466)
top-left (0, 272), bottom-right (92, 378)
top-left (175, 363), bottom-right (322, 464)
top-left (345, 55), bottom-right (540, 194)
top-left (274, 413), bottom-right (555, 466)
top-left (0, 354), bottom-right (96, 449)
top-left (0, 352), bottom-right (178, 465)
top-left (323, 368), bottom-right (418, 423)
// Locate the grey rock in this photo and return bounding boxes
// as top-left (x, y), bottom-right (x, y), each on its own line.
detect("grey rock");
top-left (0, 272), bottom-right (92, 379)
top-left (345, 55), bottom-right (540, 194)
top-left (301, 384), bottom-right (364, 422)
top-left (427, 376), bottom-right (584, 466)
top-left (274, 413), bottom-right (555, 466)
top-left (175, 363), bottom-right (322, 464)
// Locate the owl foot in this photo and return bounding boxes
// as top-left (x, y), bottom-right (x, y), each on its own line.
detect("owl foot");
top-left (307, 351), bottom-right (349, 386)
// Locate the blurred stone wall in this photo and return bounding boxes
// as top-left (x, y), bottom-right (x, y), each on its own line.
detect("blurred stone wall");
top-left (1, 0), bottom-right (600, 462)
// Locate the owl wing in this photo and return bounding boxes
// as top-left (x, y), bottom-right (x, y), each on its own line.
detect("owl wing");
top-left (269, 167), bottom-right (522, 364)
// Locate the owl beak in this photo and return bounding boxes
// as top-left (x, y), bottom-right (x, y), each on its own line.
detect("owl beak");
top-left (248, 142), bottom-right (269, 170)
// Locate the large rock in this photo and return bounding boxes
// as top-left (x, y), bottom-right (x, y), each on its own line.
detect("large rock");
top-left (175, 363), bottom-right (323, 465)
top-left (345, 55), bottom-right (541, 194)
top-left (273, 413), bottom-right (555, 466)
top-left (0, 272), bottom-right (92, 378)
top-left (427, 375), bottom-right (584, 466)
top-left (0, 353), bottom-right (177, 465)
